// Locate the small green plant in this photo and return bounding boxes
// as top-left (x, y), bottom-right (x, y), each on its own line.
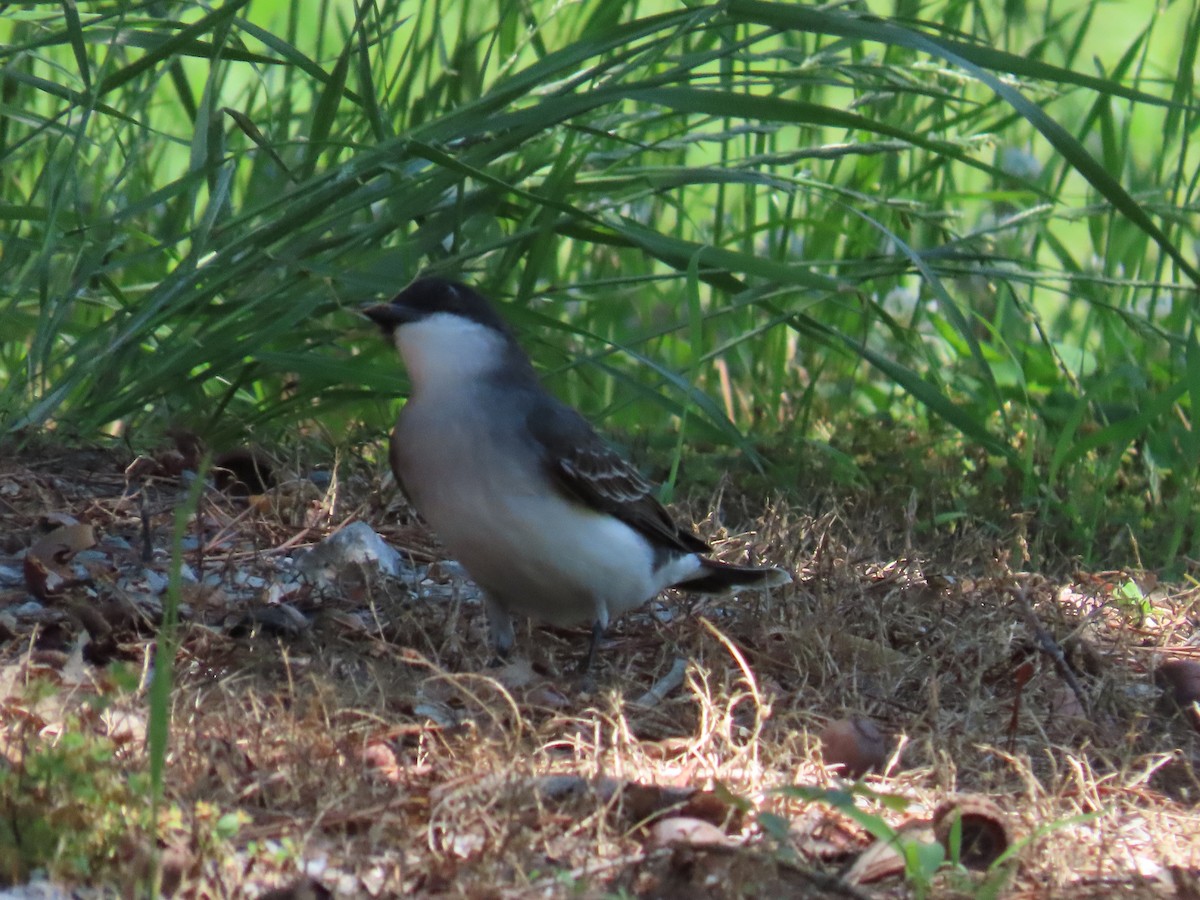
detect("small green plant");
top-left (0, 690), bottom-right (149, 884)
top-left (763, 785), bottom-right (959, 899)
top-left (0, 461), bottom-right (228, 892)
top-left (145, 457), bottom-right (209, 895)
top-left (764, 784), bottom-right (1101, 898)
top-left (1111, 578), bottom-right (1152, 622)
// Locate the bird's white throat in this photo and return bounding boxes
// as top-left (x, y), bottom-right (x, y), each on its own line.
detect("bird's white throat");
top-left (395, 312), bottom-right (514, 391)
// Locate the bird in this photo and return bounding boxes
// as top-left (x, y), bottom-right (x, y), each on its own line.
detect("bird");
top-left (364, 277), bottom-right (791, 671)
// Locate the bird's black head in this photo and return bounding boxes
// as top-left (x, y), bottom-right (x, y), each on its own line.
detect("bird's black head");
top-left (363, 277), bottom-right (515, 338)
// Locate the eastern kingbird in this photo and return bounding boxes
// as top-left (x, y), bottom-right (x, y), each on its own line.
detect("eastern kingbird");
top-left (365, 277), bottom-right (790, 671)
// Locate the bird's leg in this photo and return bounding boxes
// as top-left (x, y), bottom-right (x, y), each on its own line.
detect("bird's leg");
top-left (578, 620), bottom-right (605, 675)
top-left (485, 594), bottom-right (515, 667)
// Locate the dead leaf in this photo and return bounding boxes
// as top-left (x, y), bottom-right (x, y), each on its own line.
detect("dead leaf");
top-left (845, 821), bottom-right (936, 886)
top-left (24, 523), bottom-right (96, 599)
top-left (618, 781), bottom-right (741, 828)
top-left (827, 632), bottom-right (908, 671)
top-left (362, 740), bottom-right (402, 785)
top-left (31, 523), bottom-right (96, 561)
top-left (490, 658), bottom-right (537, 690)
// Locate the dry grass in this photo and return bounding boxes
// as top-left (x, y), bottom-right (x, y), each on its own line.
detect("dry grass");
top-left (1, 446), bottom-right (1198, 898)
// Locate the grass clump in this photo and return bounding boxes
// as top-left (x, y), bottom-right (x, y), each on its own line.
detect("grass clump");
top-left (2, 0), bottom-right (1200, 566)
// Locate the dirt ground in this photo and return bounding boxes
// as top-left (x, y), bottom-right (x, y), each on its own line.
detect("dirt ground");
top-left (1, 445), bottom-right (1198, 898)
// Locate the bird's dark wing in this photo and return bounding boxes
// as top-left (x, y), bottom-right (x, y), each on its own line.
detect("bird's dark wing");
top-left (388, 427), bottom-right (413, 501)
top-left (525, 398), bottom-right (710, 555)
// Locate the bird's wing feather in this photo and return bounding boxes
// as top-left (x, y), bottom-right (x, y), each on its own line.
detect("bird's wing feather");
top-left (388, 425), bottom-right (417, 504)
top-left (525, 399), bottom-right (710, 555)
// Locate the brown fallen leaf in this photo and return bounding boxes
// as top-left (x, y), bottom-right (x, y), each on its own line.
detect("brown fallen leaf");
top-left (24, 523), bottom-right (97, 600)
top-left (617, 781), bottom-right (742, 829)
top-left (33, 524), bottom-right (95, 556)
top-left (827, 632), bottom-right (908, 671)
top-left (844, 820), bottom-right (937, 886)
top-left (361, 740), bottom-right (402, 785)
top-left (250, 479), bottom-right (324, 526)
top-left (527, 776), bottom-right (742, 831)
top-left (785, 805), bottom-right (866, 862)
top-left (489, 658), bottom-right (537, 690)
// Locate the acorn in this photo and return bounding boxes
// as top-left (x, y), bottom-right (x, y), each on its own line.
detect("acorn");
top-left (1155, 658), bottom-right (1200, 713)
top-left (932, 795), bottom-right (1011, 870)
top-left (818, 717), bottom-right (889, 779)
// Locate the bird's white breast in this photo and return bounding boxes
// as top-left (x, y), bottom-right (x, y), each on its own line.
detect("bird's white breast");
top-left (393, 313), bottom-right (510, 391)
top-left (394, 383), bottom-right (699, 627)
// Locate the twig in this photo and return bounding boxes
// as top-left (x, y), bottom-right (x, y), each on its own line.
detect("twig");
top-left (633, 657), bottom-right (688, 708)
top-left (139, 491), bottom-right (154, 563)
top-left (1010, 586), bottom-right (1091, 718)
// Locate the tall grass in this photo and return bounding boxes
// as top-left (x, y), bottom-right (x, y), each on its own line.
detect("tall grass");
top-left (2, 0), bottom-right (1198, 566)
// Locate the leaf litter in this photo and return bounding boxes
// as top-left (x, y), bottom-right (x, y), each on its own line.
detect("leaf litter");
top-left (0, 445), bottom-right (1197, 897)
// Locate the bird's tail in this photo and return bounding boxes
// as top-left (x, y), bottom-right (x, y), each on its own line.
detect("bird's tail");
top-left (676, 559), bottom-right (792, 594)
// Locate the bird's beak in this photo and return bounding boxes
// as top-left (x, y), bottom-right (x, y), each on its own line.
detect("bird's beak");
top-left (363, 302), bottom-right (419, 334)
